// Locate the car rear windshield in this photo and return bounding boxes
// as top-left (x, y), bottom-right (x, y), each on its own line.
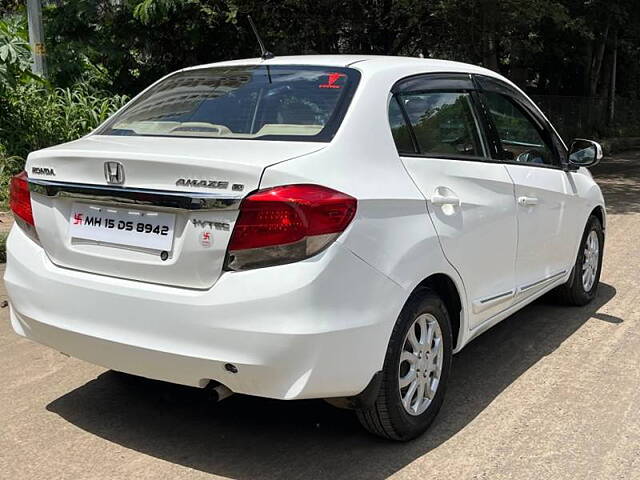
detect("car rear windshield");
top-left (97, 65), bottom-right (360, 142)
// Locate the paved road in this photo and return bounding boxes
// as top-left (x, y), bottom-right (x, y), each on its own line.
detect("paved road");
top-left (1, 154), bottom-right (639, 480)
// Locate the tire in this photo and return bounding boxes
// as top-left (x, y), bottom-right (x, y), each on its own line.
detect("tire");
top-left (555, 214), bottom-right (604, 306)
top-left (356, 289), bottom-right (453, 441)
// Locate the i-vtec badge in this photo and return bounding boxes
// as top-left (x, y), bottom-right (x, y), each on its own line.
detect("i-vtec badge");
top-left (31, 166), bottom-right (56, 176)
top-left (176, 178), bottom-right (230, 189)
top-left (192, 219), bottom-right (230, 231)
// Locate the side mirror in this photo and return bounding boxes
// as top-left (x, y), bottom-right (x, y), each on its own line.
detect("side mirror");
top-left (568, 139), bottom-right (603, 169)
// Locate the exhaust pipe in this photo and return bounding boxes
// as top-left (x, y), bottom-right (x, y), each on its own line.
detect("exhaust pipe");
top-left (205, 382), bottom-right (234, 402)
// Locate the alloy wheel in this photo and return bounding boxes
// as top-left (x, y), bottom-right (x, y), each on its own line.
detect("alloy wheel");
top-left (582, 230), bottom-right (600, 292)
top-left (398, 313), bottom-right (443, 416)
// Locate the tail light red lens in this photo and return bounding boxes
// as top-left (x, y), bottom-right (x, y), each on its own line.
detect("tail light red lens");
top-left (9, 171), bottom-right (34, 226)
top-left (226, 184), bottom-right (357, 270)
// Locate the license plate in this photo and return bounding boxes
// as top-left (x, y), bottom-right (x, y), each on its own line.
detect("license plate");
top-left (69, 203), bottom-right (176, 251)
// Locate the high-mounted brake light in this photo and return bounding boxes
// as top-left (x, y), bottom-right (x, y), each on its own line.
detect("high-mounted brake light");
top-left (225, 184), bottom-right (357, 270)
top-left (9, 171), bottom-right (34, 226)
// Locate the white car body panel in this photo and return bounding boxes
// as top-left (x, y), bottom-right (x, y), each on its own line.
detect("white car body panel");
top-left (27, 137), bottom-right (325, 289)
top-left (29, 135), bottom-right (325, 189)
top-left (7, 224), bottom-right (404, 399)
top-left (505, 165), bottom-right (581, 297)
top-left (398, 157), bottom-right (518, 329)
top-left (5, 55), bottom-right (606, 400)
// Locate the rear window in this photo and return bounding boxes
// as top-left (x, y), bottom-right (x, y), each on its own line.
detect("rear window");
top-left (97, 65), bottom-right (360, 142)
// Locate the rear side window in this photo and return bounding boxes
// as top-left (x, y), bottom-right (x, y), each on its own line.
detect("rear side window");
top-left (97, 66), bottom-right (360, 142)
top-left (388, 97), bottom-right (416, 154)
top-left (390, 91), bottom-right (484, 158)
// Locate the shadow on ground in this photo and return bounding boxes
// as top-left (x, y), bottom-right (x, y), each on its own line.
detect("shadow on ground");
top-left (592, 151), bottom-right (640, 215)
top-left (46, 151), bottom-right (634, 478)
top-left (47, 284), bottom-right (618, 480)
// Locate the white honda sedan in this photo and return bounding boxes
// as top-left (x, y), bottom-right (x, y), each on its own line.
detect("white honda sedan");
top-left (5, 55), bottom-right (605, 440)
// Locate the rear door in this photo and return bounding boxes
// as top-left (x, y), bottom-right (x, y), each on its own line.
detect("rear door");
top-left (474, 75), bottom-right (581, 300)
top-left (389, 74), bottom-right (518, 328)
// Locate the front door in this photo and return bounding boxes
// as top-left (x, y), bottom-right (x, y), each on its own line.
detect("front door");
top-left (476, 77), bottom-right (580, 301)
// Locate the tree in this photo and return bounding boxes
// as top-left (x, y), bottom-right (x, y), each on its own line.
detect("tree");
top-left (4, 0), bottom-right (640, 102)
top-left (0, 14), bottom-right (37, 93)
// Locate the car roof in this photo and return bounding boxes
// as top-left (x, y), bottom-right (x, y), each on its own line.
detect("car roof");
top-left (183, 54), bottom-right (503, 80)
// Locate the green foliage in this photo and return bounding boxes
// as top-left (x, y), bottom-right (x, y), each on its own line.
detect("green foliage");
top-left (0, 1), bottom-right (22, 18)
top-left (28, 0), bottom-right (639, 101)
top-left (0, 0), bottom-right (639, 178)
top-left (133, 0), bottom-right (192, 24)
top-left (0, 17), bottom-right (29, 65)
top-left (0, 144), bottom-right (23, 207)
top-left (0, 83), bottom-right (128, 207)
top-left (1, 83), bottom-right (128, 158)
top-left (0, 232), bottom-right (7, 263)
top-left (0, 15), bottom-right (39, 92)
top-left (0, 4), bottom-right (128, 209)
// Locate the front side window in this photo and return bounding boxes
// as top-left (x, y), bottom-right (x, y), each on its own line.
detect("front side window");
top-left (395, 91), bottom-right (484, 158)
top-left (481, 91), bottom-right (556, 165)
top-left (97, 66), bottom-right (360, 142)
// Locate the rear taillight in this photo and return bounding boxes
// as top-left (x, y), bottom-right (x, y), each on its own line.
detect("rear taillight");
top-left (9, 171), bottom-right (34, 226)
top-left (225, 184), bottom-right (357, 270)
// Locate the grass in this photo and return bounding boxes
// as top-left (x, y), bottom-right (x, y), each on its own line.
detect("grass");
top-left (0, 231), bottom-right (8, 263)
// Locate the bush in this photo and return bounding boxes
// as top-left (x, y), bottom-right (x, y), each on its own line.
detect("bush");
top-left (1, 10), bottom-right (130, 209)
top-left (0, 232), bottom-right (7, 263)
top-left (0, 15), bottom-right (33, 93)
top-left (0, 84), bottom-right (128, 208)
top-left (1, 83), bottom-right (128, 158)
top-left (0, 144), bottom-right (23, 206)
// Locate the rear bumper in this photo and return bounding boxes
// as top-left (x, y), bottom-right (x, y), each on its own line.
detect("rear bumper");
top-left (5, 226), bottom-right (404, 400)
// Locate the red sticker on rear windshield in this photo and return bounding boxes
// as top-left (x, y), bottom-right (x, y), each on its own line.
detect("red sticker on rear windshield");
top-left (319, 72), bottom-right (346, 89)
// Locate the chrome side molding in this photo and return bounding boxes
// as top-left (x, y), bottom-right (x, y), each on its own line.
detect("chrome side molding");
top-left (473, 269), bottom-right (568, 315)
top-left (28, 178), bottom-right (242, 212)
top-left (518, 270), bottom-right (567, 294)
top-left (472, 289), bottom-right (515, 314)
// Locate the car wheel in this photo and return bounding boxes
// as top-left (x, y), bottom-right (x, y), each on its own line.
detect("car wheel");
top-left (356, 289), bottom-right (452, 441)
top-left (555, 215), bottom-right (604, 306)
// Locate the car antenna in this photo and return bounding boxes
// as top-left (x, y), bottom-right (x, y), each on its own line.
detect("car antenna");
top-left (247, 15), bottom-right (275, 60)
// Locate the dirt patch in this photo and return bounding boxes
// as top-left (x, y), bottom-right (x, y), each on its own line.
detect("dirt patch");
top-left (0, 211), bottom-right (13, 234)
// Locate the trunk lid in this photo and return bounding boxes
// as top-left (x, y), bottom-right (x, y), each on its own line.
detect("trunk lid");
top-left (26, 135), bottom-right (324, 289)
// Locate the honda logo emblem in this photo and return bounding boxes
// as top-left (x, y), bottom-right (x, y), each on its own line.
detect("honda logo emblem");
top-left (104, 162), bottom-right (125, 185)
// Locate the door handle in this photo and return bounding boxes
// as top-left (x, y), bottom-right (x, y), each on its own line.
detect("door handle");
top-left (430, 194), bottom-right (461, 207)
top-left (517, 196), bottom-right (539, 206)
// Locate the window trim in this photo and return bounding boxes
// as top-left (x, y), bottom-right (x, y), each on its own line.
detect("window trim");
top-left (388, 73), bottom-right (490, 161)
top-left (387, 72), bottom-right (568, 169)
top-left (398, 152), bottom-right (490, 162)
top-left (472, 75), bottom-right (566, 169)
top-left (392, 72), bottom-right (476, 94)
top-left (396, 152), bottom-right (567, 171)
